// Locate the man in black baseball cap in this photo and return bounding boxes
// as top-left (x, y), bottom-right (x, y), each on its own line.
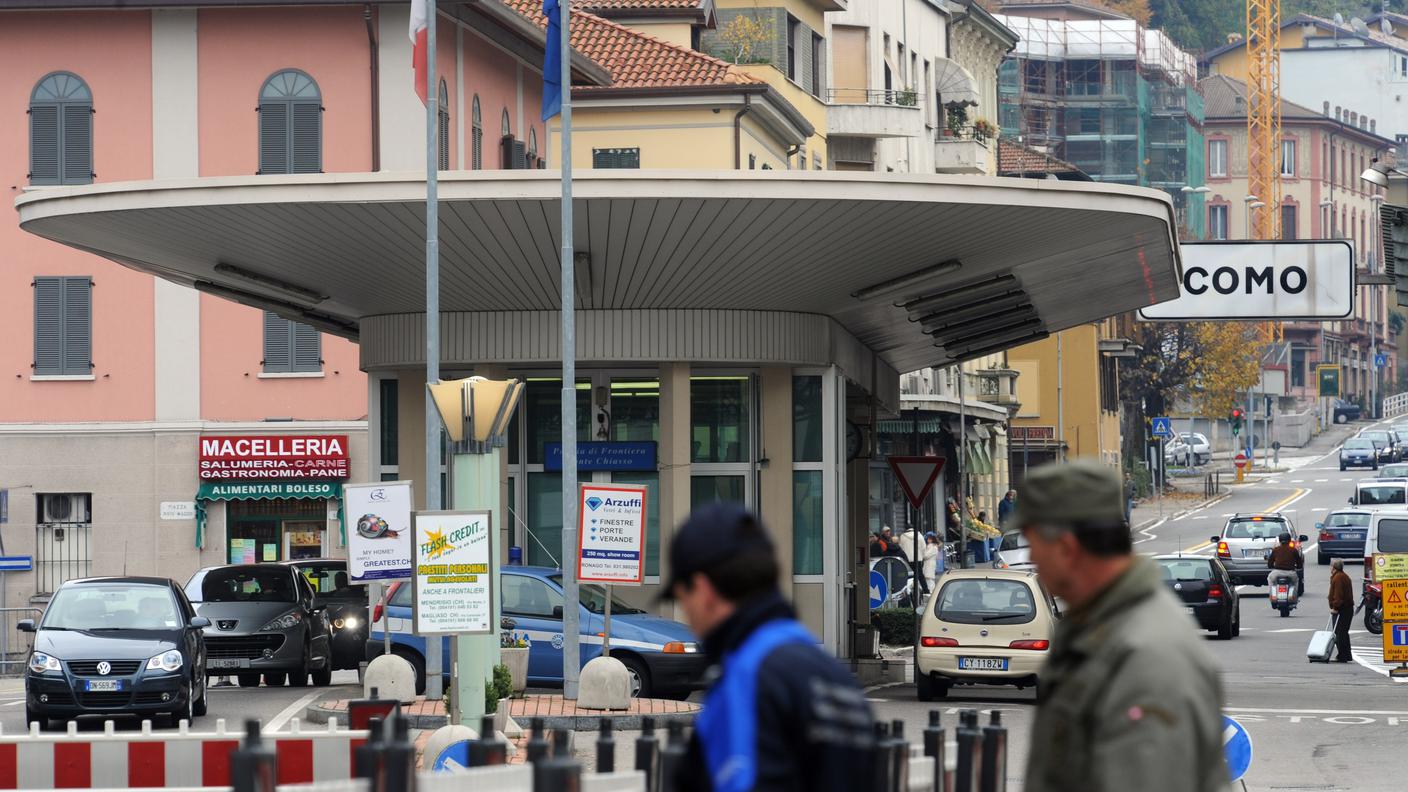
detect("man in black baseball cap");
top-left (665, 503), bottom-right (874, 792)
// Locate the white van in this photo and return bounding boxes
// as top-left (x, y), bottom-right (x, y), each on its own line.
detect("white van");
top-left (1350, 479), bottom-right (1408, 508)
top-left (1363, 510), bottom-right (1408, 580)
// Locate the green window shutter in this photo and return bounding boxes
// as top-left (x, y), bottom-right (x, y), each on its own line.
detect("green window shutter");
top-left (290, 101), bottom-right (322, 174)
top-left (61, 104), bottom-right (92, 184)
top-left (592, 148), bottom-right (640, 169)
top-left (33, 277), bottom-right (63, 375)
top-left (291, 322), bottom-right (321, 373)
top-left (798, 22), bottom-right (814, 94)
top-left (29, 105), bottom-right (60, 185)
top-left (263, 311), bottom-right (291, 372)
top-left (438, 108), bottom-right (450, 170)
top-left (61, 277), bottom-right (91, 375)
top-left (258, 103), bottom-right (289, 175)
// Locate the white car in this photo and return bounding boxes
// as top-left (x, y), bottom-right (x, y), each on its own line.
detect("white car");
top-left (1177, 432), bottom-right (1211, 465)
top-left (992, 531), bottom-right (1033, 571)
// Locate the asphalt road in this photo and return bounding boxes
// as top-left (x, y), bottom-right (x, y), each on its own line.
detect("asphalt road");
top-left (872, 419), bottom-right (1407, 792)
top-left (0, 670), bottom-right (363, 734)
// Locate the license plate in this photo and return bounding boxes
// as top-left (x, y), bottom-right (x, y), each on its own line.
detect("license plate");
top-left (209, 658), bottom-right (244, 670)
top-left (84, 679), bottom-right (123, 692)
top-left (1243, 548), bottom-right (1268, 558)
top-left (958, 657), bottom-right (1009, 671)
top-left (1342, 532), bottom-right (1364, 540)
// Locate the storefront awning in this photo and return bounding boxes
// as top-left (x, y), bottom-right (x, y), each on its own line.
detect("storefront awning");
top-left (194, 481), bottom-right (343, 549)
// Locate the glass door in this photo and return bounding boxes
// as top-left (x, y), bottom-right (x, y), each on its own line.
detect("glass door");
top-left (283, 521), bottom-right (326, 560)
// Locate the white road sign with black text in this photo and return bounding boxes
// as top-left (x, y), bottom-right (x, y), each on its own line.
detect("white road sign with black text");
top-left (345, 481), bottom-right (413, 583)
top-left (577, 484), bottom-right (648, 586)
top-left (1138, 240), bottom-right (1353, 321)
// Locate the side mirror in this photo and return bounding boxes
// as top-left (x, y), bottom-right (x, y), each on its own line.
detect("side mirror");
top-left (1315, 523), bottom-right (1325, 530)
top-left (189, 616), bottom-right (211, 629)
top-left (1210, 536), bottom-right (1221, 544)
top-left (1299, 535), bottom-right (1310, 543)
top-left (501, 616), bottom-right (517, 631)
top-left (552, 605), bottom-right (564, 620)
top-left (16, 619), bottom-right (35, 633)
top-left (1350, 497), bottom-right (1356, 505)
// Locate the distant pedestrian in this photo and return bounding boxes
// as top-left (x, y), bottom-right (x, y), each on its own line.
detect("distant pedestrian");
top-left (1328, 557), bottom-right (1355, 663)
top-left (897, 525), bottom-right (927, 595)
top-left (922, 532), bottom-right (941, 591)
top-left (1015, 460), bottom-right (1227, 792)
top-left (998, 489), bottom-right (1017, 527)
top-left (663, 504), bottom-right (875, 792)
top-left (880, 526), bottom-right (902, 557)
top-left (1123, 473), bottom-right (1136, 521)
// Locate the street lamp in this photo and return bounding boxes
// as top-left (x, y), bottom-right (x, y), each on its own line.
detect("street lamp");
top-left (427, 375), bottom-right (524, 724)
top-left (1362, 158), bottom-right (1392, 188)
top-left (1320, 199), bottom-right (1335, 237)
top-left (1247, 200), bottom-right (1266, 238)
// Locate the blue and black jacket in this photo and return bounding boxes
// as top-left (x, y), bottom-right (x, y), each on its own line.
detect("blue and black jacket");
top-left (676, 592), bottom-right (876, 792)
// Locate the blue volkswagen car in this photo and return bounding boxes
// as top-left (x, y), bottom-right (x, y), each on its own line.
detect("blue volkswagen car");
top-left (367, 567), bottom-right (704, 699)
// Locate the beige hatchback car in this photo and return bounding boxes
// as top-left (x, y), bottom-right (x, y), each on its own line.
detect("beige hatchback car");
top-left (916, 568), bottom-right (1057, 700)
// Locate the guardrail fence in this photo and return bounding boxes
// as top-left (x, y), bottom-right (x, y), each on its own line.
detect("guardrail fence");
top-left (1384, 392), bottom-right (1408, 420)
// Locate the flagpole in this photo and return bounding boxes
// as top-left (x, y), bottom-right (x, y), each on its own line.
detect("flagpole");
top-left (558, 0), bottom-right (581, 701)
top-left (423, 0), bottom-right (444, 704)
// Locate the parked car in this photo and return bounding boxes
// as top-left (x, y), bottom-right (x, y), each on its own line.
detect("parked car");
top-left (19, 576), bottom-right (209, 729)
top-left (1212, 513), bottom-right (1306, 586)
top-left (1359, 430), bottom-right (1401, 463)
top-left (185, 564), bottom-right (333, 688)
top-left (1154, 555), bottom-right (1239, 639)
top-left (1177, 432), bottom-right (1212, 465)
top-left (282, 559), bottom-right (365, 671)
top-left (1335, 400), bottom-right (1363, 424)
top-left (368, 567), bottom-right (706, 699)
top-left (1315, 509), bottom-right (1373, 565)
top-left (1163, 438), bottom-right (1193, 467)
top-left (991, 531), bottom-right (1033, 572)
top-left (915, 568), bottom-right (1057, 701)
top-left (1341, 438), bottom-right (1380, 470)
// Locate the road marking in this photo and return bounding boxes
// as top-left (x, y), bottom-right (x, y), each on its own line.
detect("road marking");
top-left (1311, 507), bottom-right (1327, 512)
top-left (1291, 480), bottom-right (1305, 483)
top-left (1265, 488), bottom-right (1310, 514)
top-left (1340, 478), bottom-right (1353, 482)
top-left (1191, 515), bottom-right (1208, 520)
top-left (1226, 706), bottom-right (1408, 716)
top-left (1267, 628), bottom-right (1314, 633)
top-left (1314, 479), bottom-right (1329, 483)
top-left (265, 690), bottom-right (326, 733)
top-left (0, 700), bottom-right (23, 707)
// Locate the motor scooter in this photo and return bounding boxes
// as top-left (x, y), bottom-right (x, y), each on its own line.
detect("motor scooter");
top-left (1269, 569), bottom-right (1300, 617)
top-left (1364, 581), bottom-right (1384, 634)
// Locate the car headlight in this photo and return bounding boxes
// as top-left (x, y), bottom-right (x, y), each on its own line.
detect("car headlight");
top-left (333, 616), bottom-right (360, 631)
top-left (28, 653), bottom-right (61, 674)
top-left (146, 650), bottom-right (183, 673)
top-left (260, 611), bottom-right (303, 631)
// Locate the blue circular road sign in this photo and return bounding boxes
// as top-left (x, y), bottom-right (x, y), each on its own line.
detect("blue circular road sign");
top-left (432, 740), bottom-right (473, 773)
top-left (1222, 715), bottom-right (1253, 782)
top-left (868, 569), bottom-right (889, 610)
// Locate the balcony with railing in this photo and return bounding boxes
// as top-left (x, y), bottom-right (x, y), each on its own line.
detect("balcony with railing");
top-left (826, 88), bottom-right (924, 139)
top-left (935, 125), bottom-right (995, 175)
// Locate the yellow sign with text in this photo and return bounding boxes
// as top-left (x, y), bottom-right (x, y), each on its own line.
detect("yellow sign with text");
top-left (1374, 554), bottom-right (1408, 581)
top-left (1384, 579), bottom-right (1408, 623)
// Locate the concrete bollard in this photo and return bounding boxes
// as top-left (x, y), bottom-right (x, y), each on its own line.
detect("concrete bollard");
top-left (422, 722), bottom-right (478, 770)
top-left (954, 710), bottom-right (983, 792)
top-left (578, 656), bottom-right (632, 711)
top-left (364, 654), bottom-right (418, 703)
top-left (635, 716), bottom-right (661, 792)
top-left (924, 711), bottom-right (948, 792)
top-left (597, 718), bottom-right (616, 774)
top-left (979, 711), bottom-right (1007, 792)
top-left (230, 719), bottom-right (276, 792)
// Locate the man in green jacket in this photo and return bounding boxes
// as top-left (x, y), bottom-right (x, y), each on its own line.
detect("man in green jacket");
top-left (1016, 460), bottom-right (1229, 792)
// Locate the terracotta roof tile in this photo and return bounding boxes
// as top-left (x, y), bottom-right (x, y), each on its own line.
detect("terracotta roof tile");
top-left (996, 139), bottom-right (1086, 177)
top-left (505, 0), bottom-right (760, 89)
top-left (573, 0), bottom-right (701, 10)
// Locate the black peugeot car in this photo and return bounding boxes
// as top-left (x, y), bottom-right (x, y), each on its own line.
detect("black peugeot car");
top-left (1154, 555), bottom-right (1240, 640)
top-left (19, 576), bottom-right (210, 729)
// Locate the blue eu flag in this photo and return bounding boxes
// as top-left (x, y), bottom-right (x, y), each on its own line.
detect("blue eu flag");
top-left (543, 0), bottom-right (562, 121)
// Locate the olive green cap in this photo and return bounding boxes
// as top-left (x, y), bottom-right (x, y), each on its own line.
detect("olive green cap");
top-left (1011, 459), bottom-right (1126, 529)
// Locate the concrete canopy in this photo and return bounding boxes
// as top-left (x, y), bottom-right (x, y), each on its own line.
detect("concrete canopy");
top-left (16, 171), bottom-right (1181, 374)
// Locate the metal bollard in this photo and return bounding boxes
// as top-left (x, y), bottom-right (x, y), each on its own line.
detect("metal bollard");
top-left (230, 719), bottom-right (276, 792)
top-left (353, 716), bottom-right (385, 782)
top-left (872, 722), bottom-right (895, 792)
top-left (597, 717), bottom-right (616, 774)
top-left (526, 717), bottom-right (550, 764)
top-left (924, 711), bottom-right (948, 792)
top-left (382, 715), bottom-right (416, 792)
top-left (979, 711), bottom-right (1007, 792)
top-left (891, 719), bottom-right (910, 792)
top-left (636, 716), bottom-right (662, 792)
top-left (657, 720), bottom-right (689, 792)
top-left (472, 714), bottom-right (508, 766)
top-left (533, 730), bottom-right (583, 792)
top-left (954, 710), bottom-right (983, 792)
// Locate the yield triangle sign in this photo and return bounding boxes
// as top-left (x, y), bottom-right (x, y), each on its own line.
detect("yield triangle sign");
top-left (888, 456), bottom-right (946, 509)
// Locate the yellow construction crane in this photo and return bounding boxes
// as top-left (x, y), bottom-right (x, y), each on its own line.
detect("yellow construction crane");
top-left (1245, 0), bottom-right (1282, 342)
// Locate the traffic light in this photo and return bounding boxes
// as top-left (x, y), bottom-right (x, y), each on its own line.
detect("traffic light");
top-left (1230, 408), bottom-right (1244, 436)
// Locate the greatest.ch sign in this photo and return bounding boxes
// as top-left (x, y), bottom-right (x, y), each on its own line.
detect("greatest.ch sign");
top-left (1138, 241), bottom-right (1354, 321)
top-left (199, 435), bottom-right (350, 480)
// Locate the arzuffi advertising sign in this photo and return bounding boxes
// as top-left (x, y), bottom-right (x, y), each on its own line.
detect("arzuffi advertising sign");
top-left (198, 435), bottom-right (350, 480)
top-left (345, 482), bottom-right (414, 583)
top-left (1138, 240), bottom-right (1354, 321)
top-left (577, 484), bottom-right (647, 585)
top-left (413, 511), bottom-right (494, 635)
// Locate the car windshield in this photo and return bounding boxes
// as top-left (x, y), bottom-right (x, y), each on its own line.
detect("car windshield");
top-left (196, 567), bottom-right (296, 603)
top-left (295, 563), bottom-right (357, 599)
top-left (934, 578), bottom-right (1036, 625)
top-left (1383, 465), bottom-right (1408, 477)
top-left (999, 532), bottom-right (1028, 551)
top-left (1325, 513), bottom-right (1370, 528)
top-left (1224, 519), bottom-right (1285, 539)
top-left (44, 583), bottom-right (182, 631)
top-left (548, 576), bottom-right (644, 615)
top-left (1156, 559), bottom-right (1214, 582)
top-left (1362, 432), bottom-right (1390, 443)
top-left (1359, 486), bottom-right (1407, 505)
top-left (1379, 519), bottom-right (1408, 553)
top-left (1345, 439), bottom-right (1375, 450)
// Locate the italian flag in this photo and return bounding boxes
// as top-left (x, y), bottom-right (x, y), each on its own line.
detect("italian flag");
top-left (410, 0), bottom-right (429, 104)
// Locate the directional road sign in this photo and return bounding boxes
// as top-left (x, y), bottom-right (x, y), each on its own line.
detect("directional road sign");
top-left (1151, 417), bottom-right (1173, 438)
top-left (868, 569), bottom-right (889, 611)
top-left (888, 456), bottom-right (946, 509)
top-left (1221, 715), bottom-right (1253, 782)
top-left (1385, 622), bottom-right (1408, 664)
top-left (432, 740), bottom-right (473, 772)
top-left (0, 557), bottom-right (32, 572)
top-left (1384, 579), bottom-right (1408, 622)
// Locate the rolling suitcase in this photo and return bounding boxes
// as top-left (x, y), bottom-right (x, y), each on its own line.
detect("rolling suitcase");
top-left (1307, 616), bottom-right (1336, 663)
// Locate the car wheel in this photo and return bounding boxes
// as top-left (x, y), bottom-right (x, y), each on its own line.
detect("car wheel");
top-left (237, 673), bottom-right (262, 688)
top-left (392, 648), bottom-right (427, 696)
top-left (192, 673), bottom-right (208, 717)
top-left (1232, 604), bottom-right (1241, 637)
top-left (312, 662), bottom-right (333, 687)
top-left (1319, 552), bottom-right (1330, 566)
top-left (617, 654), bottom-right (651, 699)
top-left (1341, 464), bottom-right (1347, 471)
top-left (916, 671), bottom-right (936, 702)
top-left (1337, 413), bottom-right (1348, 424)
top-left (263, 672), bottom-right (287, 687)
top-left (1217, 606), bottom-right (1235, 640)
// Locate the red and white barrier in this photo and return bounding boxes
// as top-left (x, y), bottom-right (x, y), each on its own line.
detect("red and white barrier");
top-left (0, 718), bottom-right (367, 790)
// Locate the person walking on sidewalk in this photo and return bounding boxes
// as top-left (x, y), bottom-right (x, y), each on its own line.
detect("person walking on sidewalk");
top-left (1016, 459), bottom-right (1228, 792)
top-left (998, 489), bottom-right (1017, 527)
top-left (663, 503), bottom-right (875, 792)
top-left (1328, 558), bottom-right (1355, 663)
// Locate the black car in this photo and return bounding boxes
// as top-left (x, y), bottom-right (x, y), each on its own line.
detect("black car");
top-left (19, 576), bottom-right (210, 729)
top-left (1155, 555), bottom-right (1240, 640)
top-left (282, 559), bottom-right (365, 672)
top-left (186, 564), bottom-right (333, 688)
top-left (1341, 438), bottom-right (1379, 470)
top-left (1360, 430), bottom-right (1401, 463)
top-left (1335, 400), bottom-right (1363, 424)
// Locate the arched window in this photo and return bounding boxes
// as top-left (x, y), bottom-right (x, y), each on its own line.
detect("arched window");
top-left (528, 127), bottom-right (538, 166)
top-left (30, 72), bottom-right (93, 185)
top-left (471, 96), bottom-right (483, 170)
top-left (501, 108), bottom-right (511, 138)
top-left (258, 70), bottom-right (322, 175)
top-left (438, 80), bottom-right (450, 171)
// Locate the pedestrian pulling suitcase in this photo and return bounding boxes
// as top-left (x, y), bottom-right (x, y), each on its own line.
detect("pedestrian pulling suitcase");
top-left (1307, 616), bottom-right (1336, 663)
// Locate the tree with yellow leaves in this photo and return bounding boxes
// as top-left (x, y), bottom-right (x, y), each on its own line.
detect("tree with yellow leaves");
top-left (1190, 322), bottom-right (1264, 418)
top-left (715, 13), bottom-right (774, 65)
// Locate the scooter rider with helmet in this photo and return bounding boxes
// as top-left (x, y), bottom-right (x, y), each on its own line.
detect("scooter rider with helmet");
top-left (1267, 531), bottom-right (1304, 599)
